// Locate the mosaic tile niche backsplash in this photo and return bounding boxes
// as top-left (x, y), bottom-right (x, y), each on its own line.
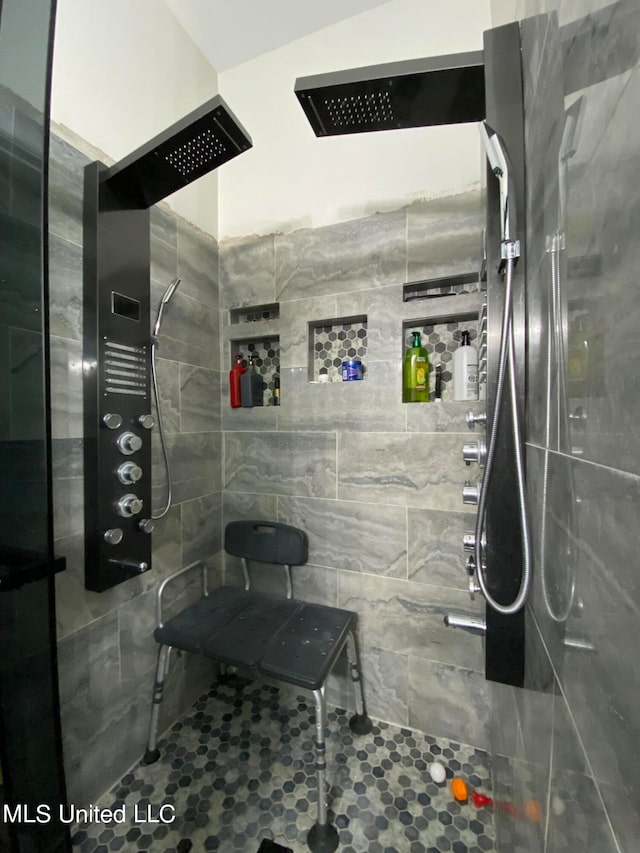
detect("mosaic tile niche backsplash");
top-left (233, 338), bottom-right (281, 403)
top-left (311, 318), bottom-right (368, 381)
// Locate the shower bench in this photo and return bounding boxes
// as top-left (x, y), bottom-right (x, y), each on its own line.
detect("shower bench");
top-left (143, 520), bottom-right (372, 853)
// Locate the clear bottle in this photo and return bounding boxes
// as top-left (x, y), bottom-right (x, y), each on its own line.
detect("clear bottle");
top-left (403, 331), bottom-right (429, 403)
top-left (453, 330), bottom-right (478, 401)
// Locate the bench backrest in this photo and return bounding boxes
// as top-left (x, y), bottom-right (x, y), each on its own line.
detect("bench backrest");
top-left (224, 521), bottom-right (308, 567)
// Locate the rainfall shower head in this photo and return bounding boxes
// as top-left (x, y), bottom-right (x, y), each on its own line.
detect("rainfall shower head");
top-left (294, 51), bottom-right (485, 137)
top-left (104, 94), bottom-right (252, 208)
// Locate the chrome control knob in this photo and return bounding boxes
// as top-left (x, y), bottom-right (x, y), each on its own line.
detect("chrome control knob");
top-left (117, 493), bottom-right (143, 517)
top-left (462, 481), bottom-right (479, 505)
top-left (463, 439), bottom-right (487, 467)
top-left (103, 413), bottom-right (123, 430)
top-left (116, 431), bottom-right (143, 455)
top-left (466, 410), bottom-right (486, 431)
top-left (138, 518), bottom-right (155, 534)
top-left (463, 533), bottom-right (476, 552)
top-left (120, 559), bottom-right (148, 573)
top-left (103, 527), bottom-right (123, 545)
top-left (117, 461), bottom-right (143, 485)
top-left (138, 414), bottom-right (155, 430)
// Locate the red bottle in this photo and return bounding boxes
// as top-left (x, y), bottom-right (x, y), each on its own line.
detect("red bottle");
top-left (229, 353), bottom-right (246, 408)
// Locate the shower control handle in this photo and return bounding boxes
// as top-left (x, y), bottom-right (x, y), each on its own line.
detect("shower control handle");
top-left (117, 431), bottom-right (143, 455)
top-left (462, 481), bottom-right (479, 505)
top-left (103, 413), bottom-right (123, 430)
top-left (463, 439), bottom-right (487, 467)
top-left (138, 518), bottom-right (155, 534)
top-left (103, 528), bottom-right (123, 545)
top-left (117, 493), bottom-right (143, 518)
top-left (117, 462), bottom-right (143, 485)
top-left (463, 533), bottom-right (476, 552)
top-left (138, 414), bottom-right (155, 430)
top-left (466, 410), bottom-right (486, 431)
top-left (110, 558), bottom-right (149, 573)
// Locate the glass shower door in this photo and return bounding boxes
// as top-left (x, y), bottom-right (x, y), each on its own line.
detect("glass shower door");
top-left (0, 0), bottom-right (70, 850)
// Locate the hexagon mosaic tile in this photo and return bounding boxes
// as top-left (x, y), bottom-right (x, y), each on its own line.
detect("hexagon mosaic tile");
top-left (311, 319), bottom-right (367, 381)
top-left (233, 339), bottom-right (280, 399)
top-left (72, 676), bottom-right (495, 853)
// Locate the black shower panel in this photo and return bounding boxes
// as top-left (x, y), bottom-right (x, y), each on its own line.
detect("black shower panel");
top-left (83, 96), bottom-right (252, 592)
top-left (83, 162), bottom-right (154, 592)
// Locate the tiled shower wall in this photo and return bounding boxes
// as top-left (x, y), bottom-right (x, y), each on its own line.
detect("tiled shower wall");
top-left (489, 3), bottom-right (640, 852)
top-left (219, 190), bottom-right (491, 747)
top-left (48, 127), bottom-right (222, 806)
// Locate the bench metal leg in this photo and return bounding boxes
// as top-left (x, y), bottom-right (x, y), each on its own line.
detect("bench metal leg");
top-left (142, 644), bottom-right (170, 765)
top-left (346, 631), bottom-right (372, 735)
top-left (307, 687), bottom-right (338, 853)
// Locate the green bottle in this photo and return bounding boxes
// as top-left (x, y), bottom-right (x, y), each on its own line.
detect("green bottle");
top-left (403, 331), bottom-right (429, 403)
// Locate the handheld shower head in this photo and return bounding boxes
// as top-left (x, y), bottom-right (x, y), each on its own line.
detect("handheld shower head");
top-left (153, 277), bottom-right (181, 339)
top-left (161, 277), bottom-right (181, 305)
top-left (479, 121), bottom-right (518, 251)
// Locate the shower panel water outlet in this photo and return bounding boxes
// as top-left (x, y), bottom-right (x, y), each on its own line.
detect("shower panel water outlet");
top-left (83, 96), bottom-right (252, 592)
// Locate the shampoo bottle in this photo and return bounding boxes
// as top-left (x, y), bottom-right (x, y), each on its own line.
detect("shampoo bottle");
top-left (453, 330), bottom-right (478, 401)
top-left (403, 331), bottom-right (429, 403)
top-left (229, 353), bottom-right (245, 408)
top-left (240, 355), bottom-right (264, 407)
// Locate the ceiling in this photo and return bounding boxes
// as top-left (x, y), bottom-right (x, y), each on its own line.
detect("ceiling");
top-left (164, 0), bottom-right (394, 72)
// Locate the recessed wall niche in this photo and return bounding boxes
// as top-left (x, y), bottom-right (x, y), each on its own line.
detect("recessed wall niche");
top-left (308, 315), bottom-right (367, 382)
top-left (403, 312), bottom-right (478, 401)
top-left (230, 337), bottom-right (280, 404)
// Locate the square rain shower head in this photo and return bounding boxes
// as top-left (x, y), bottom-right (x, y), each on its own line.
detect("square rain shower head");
top-left (295, 51), bottom-right (485, 137)
top-left (104, 94), bottom-right (252, 208)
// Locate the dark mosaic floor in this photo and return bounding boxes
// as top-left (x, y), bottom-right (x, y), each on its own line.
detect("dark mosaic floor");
top-left (72, 676), bottom-right (496, 853)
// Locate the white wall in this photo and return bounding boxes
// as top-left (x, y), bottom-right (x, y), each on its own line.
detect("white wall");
top-left (51, 0), bottom-right (219, 235)
top-left (218, 0), bottom-right (491, 239)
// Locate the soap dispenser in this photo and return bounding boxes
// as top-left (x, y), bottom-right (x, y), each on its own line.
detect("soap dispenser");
top-left (453, 330), bottom-right (478, 401)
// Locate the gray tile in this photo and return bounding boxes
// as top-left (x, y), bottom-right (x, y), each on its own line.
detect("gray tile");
top-left (50, 335), bottom-right (83, 439)
top-left (224, 431), bottom-right (336, 499)
top-left (180, 365), bottom-right (220, 433)
top-left (48, 132), bottom-right (90, 243)
top-left (278, 496), bottom-right (407, 578)
top-left (338, 572), bottom-right (485, 671)
top-left (408, 657), bottom-right (491, 751)
top-left (118, 588), bottom-right (158, 686)
top-left (9, 328), bottom-right (45, 440)
top-left (151, 356), bottom-right (180, 434)
top-left (278, 293), bottom-right (338, 370)
top-left (181, 492), bottom-right (222, 566)
top-left (360, 646), bottom-right (409, 728)
top-left (52, 475), bottom-right (83, 540)
top-left (149, 502), bottom-right (182, 582)
top-left (222, 491), bottom-right (278, 526)
top-left (338, 431), bottom-right (477, 512)
top-left (49, 233), bottom-right (82, 341)
top-left (177, 218), bottom-right (218, 310)
top-left (150, 203), bottom-right (178, 288)
top-left (278, 363), bottom-right (405, 433)
top-left (407, 191), bottom-right (483, 283)
top-left (149, 279), bottom-right (219, 370)
top-left (152, 432), bottom-right (221, 508)
top-left (407, 400), bottom-right (477, 433)
top-left (408, 508), bottom-right (470, 591)
top-left (275, 210), bottom-right (406, 303)
top-left (219, 233), bottom-right (275, 310)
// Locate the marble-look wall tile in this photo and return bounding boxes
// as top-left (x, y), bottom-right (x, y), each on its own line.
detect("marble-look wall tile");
top-left (152, 357), bottom-right (181, 434)
top-left (52, 474), bottom-right (83, 540)
top-left (219, 233), bottom-right (276, 310)
top-left (278, 293), bottom-right (338, 369)
top-left (149, 503), bottom-right (182, 582)
top-left (406, 400), bottom-right (476, 434)
top-left (338, 431), bottom-right (476, 512)
top-left (153, 432), bottom-right (221, 507)
top-left (220, 377), bottom-right (279, 430)
top-left (48, 132), bottom-right (90, 244)
top-left (150, 203), bottom-right (178, 288)
top-left (338, 572), bottom-right (485, 672)
top-left (177, 219), bottom-right (218, 310)
top-left (275, 210), bottom-right (407, 304)
top-left (9, 328), bottom-right (44, 440)
top-left (407, 190), bottom-right (483, 283)
top-left (222, 490), bottom-right (278, 526)
top-left (149, 280), bottom-right (219, 370)
top-left (118, 588), bottom-right (159, 686)
top-left (278, 363), bottom-right (405, 433)
top-left (180, 364), bottom-right (220, 433)
top-left (48, 234), bottom-right (82, 341)
top-left (49, 335), bottom-right (83, 439)
top-left (408, 508), bottom-right (469, 591)
top-left (408, 657), bottom-right (490, 751)
top-left (359, 646), bottom-right (409, 728)
top-left (181, 492), bottom-right (222, 567)
top-left (277, 496), bottom-right (407, 578)
top-left (224, 431), bottom-right (336, 499)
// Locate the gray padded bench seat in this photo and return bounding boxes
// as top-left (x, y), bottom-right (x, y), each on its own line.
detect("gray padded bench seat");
top-left (143, 521), bottom-right (371, 853)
